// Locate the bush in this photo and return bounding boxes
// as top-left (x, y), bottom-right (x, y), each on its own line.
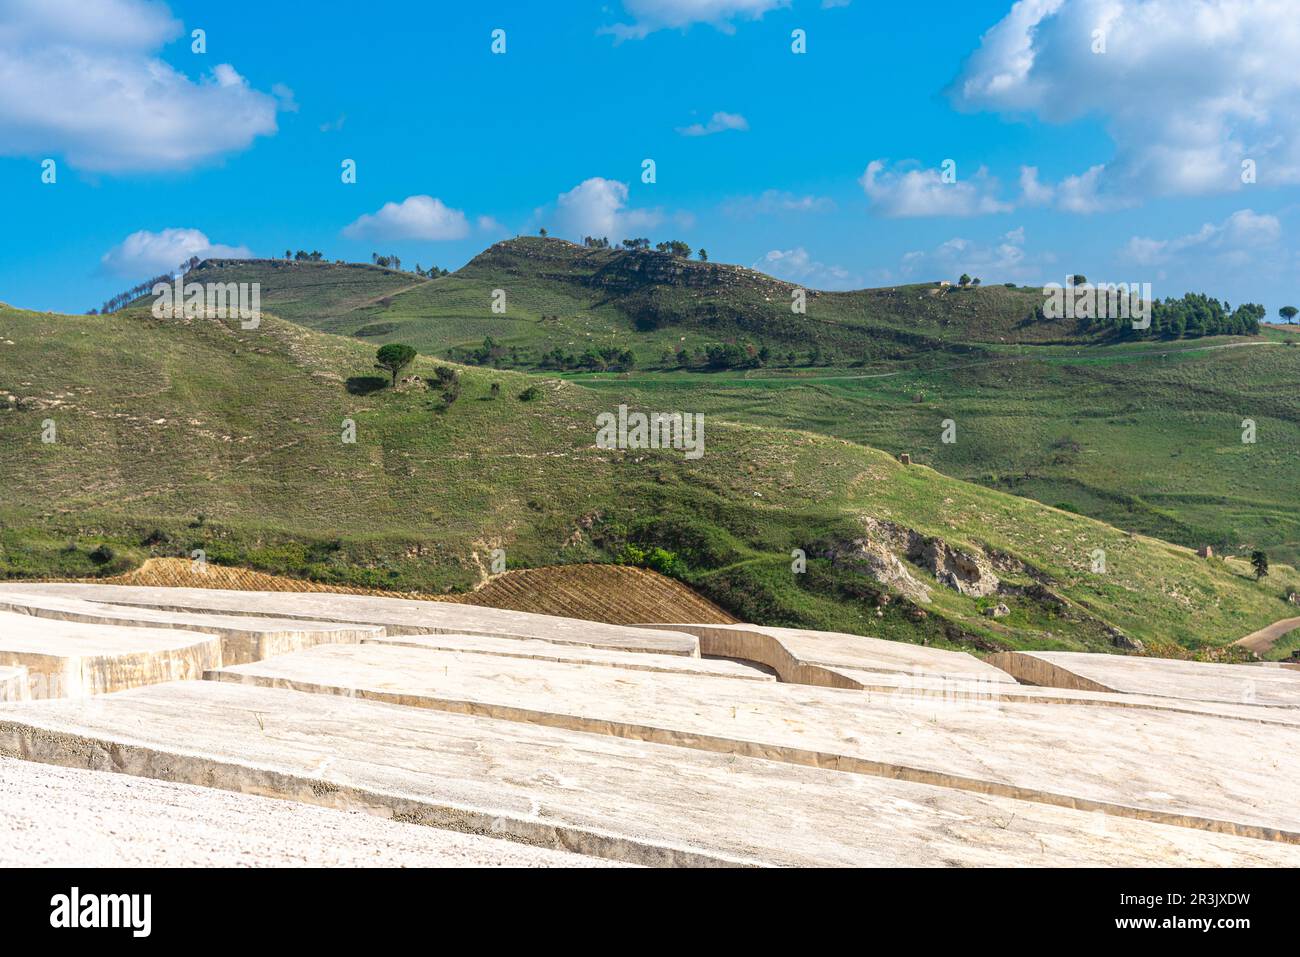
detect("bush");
top-left (616, 543), bottom-right (688, 578)
top-left (89, 543), bottom-right (116, 564)
top-left (518, 385), bottom-right (541, 402)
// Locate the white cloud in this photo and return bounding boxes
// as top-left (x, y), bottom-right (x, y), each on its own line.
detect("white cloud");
top-left (0, 0), bottom-right (283, 172)
top-left (341, 196), bottom-right (471, 242)
top-left (271, 83), bottom-right (298, 113)
top-left (544, 177), bottom-right (666, 240)
top-left (602, 0), bottom-right (790, 40)
top-left (676, 111), bottom-right (749, 137)
top-left (1017, 166), bottom-right (1053, 206)
top-left (0, 0), bottom-right (181, 50)
top-left (754, 247), bottom-right (859, 289)
top-left (100, 228), bottom-right (252, 277)
top-left (722, 190), bottom-right (835, 216)
top-left (860, 159), bottom-right (1013, 217)
top-left (950, 0), bottom-right (1300, 203)
top-left (892, 226), bottom-right (1050, 284)
top-left (1123, 209), bottom-right (1281, 266)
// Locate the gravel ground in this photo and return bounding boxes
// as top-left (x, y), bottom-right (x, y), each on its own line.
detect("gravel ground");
top-left (0, 757), bottom-right (625, 868)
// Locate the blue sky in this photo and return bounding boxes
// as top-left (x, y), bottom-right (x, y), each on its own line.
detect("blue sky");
top-left (1, 0), bottom-right (1297, 317)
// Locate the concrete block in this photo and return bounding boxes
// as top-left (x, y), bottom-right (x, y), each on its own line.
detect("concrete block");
top-left (987, 651), bottom-right (1300, 708)
top-left (0, 592), bottom-right (385, 665)
top-left (639, 622), bottom-right (1017, 687)
top-left (0, 611), bottom-right (221, 698)
top-left (366, 632), bottom-right (773, 681)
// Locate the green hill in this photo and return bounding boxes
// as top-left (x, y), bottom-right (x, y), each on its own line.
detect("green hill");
top-left (186, 258), bottom-right (428, 329)
top-left (200, 237), bottom-right (1076, 367)
top-left (2, 301), bottom-right (1296, 658)
top-left (184, 240), bottom-right (1300, 568)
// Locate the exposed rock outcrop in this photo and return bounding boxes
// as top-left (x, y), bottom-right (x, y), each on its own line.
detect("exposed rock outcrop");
top-left (824, 538), bottom-right (932, 604)
top-left (859, 518), bottom-right (1001, 598)
top-left (916, 539), bottom-right (1001, 598)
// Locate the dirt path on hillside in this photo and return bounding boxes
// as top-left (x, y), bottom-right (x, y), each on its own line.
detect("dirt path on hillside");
top-left (1234, 616), bottom-right (1300, 655)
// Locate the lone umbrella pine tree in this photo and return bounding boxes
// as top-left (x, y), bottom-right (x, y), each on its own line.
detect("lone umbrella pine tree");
top-left (375, 343), bottom-right (417, 386)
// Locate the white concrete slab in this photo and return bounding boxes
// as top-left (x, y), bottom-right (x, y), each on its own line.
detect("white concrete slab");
top-left (821, 667), bottom-right (1300, 728)
top-left (0, 592), bottom-right (385, 665)
top-left (988, 651), bottom-right (1300, 708)
top-left (0, 755), bottom-right (622, 867)
top-left (0, 611), bottom-right (221, 698)
top-left (3, 681), bottom-right (1297, 867)
top-left (0, 584), bottom-right (700, 657)
top-left (206, 642), bottom-right (1300, 844)
top-left (647, 622), bottom-right (1015, 687)
top-left (366, 632), bottom-right (773, 681)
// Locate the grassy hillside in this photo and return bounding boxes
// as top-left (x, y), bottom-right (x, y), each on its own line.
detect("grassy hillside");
top-left (186, 258), bottom-right (428, 329)
top-left (2, 302), bottom-right (1297, 658)
top-left (191, 240), bottom-right (1300, 567)
top-left (569, 334), bottom-right (1300, 566)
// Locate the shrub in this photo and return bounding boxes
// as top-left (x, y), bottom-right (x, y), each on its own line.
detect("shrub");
top-left (616, 543), bottom-right (688, 578)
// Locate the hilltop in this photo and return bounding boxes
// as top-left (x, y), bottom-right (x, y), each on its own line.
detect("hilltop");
top-left (2, 300), bottom-right (1298, 658)
top-left (189, 237), bottom-right (1089, 368)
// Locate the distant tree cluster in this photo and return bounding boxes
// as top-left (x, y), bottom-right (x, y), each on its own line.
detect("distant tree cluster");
top-left (467, 336), bottom-right (506, 366)
top-left (957, 274), bottom-right (982, 287)
top-left (655, 240), bottom-right (692, 258)
top-left (446, 338), bottom-right (525, 368)
top-left (286, 249), bottom-right (325, 261)
top-left (366, 253), bottom-right (443, 276)
top-left (663, 342), bottom-right (771, 370)
top-left (661, 343), bottom-right (845, 370)
top-left (539, 345), bottom-right (635, 372)
top-left (616, 236), bottom-right (708, 261)
top-left (582, 236), bottom-right (612, 248)
top-left (1084, 293), bottom-right (1264, 339)
top-left (94, 255), bottom-right (201, 314)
